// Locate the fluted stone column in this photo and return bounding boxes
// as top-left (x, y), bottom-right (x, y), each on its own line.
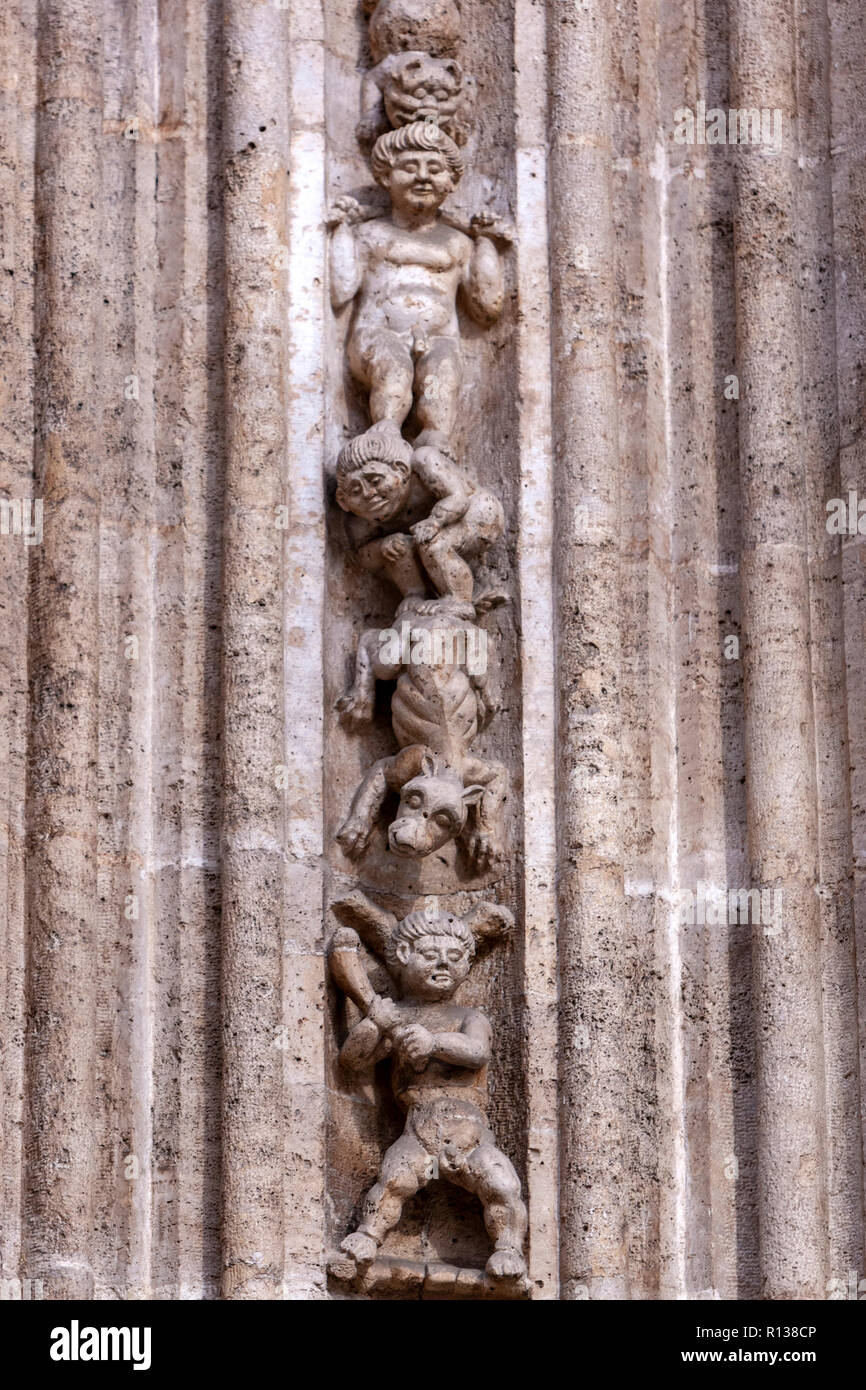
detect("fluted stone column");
top-left (219, 0), bottom-right (290, 1299)
top-left (23, 0), bottom-right (103, 1301)
top-left (547, 0), bottom-right (628, 1300)
top-left (730, 0), bottom-right (829, 1299)
top-left (0, 0), bottom-right (864, 1303)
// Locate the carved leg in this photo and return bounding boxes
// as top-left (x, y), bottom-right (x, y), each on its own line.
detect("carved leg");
top-left (349, 327), bottom-right (414, 427)
top-left (341, 1134), bottom-right (433, 1264)
top-left (451, 1142), bottom-right (528, 1281)
top-left (336, 627), bottom-right (397, 727)
top-left (336, 756), bottom-right (394, 858)
top-left (414, 338), bottom-right (462, 437)
top-left (460, 756), bottom-right (508, 870)
top-left (416, 521), bottom-right (475, 603)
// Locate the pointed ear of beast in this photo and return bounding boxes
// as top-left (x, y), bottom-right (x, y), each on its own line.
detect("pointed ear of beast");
top-left (461, 782), bottom-right (485, 806)
top-left (420, 750), bottom-right (440, 780)
top-left (331, 890), bottom-right (398, 961)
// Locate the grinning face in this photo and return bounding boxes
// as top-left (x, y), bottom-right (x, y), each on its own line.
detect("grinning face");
top-left (384, 57), bottom-right (462, 131)
top-left (337, 460), bottom-right (410, 522)
top-left (395, 933), bottom-right (471, 1000)
top-left (385, 150), bottom-right (455, 215)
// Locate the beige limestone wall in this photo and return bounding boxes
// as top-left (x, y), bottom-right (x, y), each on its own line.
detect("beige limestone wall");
top-left (0, 0), bottom-right (863, 1300)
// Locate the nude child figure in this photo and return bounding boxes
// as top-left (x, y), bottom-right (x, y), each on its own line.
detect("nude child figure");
top-left (328, 119), bottom-right (512, 443)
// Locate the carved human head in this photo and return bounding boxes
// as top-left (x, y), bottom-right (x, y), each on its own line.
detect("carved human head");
top-left (336, 424), bottom-right (413, 522)
top-left (371, 120), bottom-right (464, 212)
top-left (386, 903), bottom-right (474, 999)
top-left (388, 751), bottom-right (484, 858)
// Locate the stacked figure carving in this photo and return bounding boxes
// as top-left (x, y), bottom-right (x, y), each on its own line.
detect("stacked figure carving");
top-left (328, 1), bottom-right (527, 1293)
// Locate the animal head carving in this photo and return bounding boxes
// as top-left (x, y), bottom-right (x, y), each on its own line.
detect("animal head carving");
top-left (388, 751), bottom-right (484, 858)
top-left (381, 53), bottom-right (471, 145)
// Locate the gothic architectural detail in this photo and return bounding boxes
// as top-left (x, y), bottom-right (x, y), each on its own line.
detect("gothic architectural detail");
top-left (327, 0), bottom-right (524, 1292)
top-left (4, 0), bottom-right (865, 1309)
top-left (327, 895), bottom-right (527, 1291)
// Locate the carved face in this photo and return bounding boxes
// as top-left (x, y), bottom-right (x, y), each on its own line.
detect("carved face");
top-left (388, 763), bottom-right (483, 858)
top-left (394, 932), bottom-right (471, 1000)
top-left (383, 55), bottom-right (463, 133)
top-left (336, 459), bottom-right (410, 522)
top-left (385, 149), bottom-right (455, 214)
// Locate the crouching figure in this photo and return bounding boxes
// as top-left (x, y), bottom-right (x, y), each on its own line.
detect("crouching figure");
top-left (330, 894), bottom-right (527, 1285)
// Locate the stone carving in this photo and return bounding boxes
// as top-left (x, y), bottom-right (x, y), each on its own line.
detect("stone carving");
top-left (363, 0), bottom-right (463, 65)
top-left (328, 121), bottom-right (512, 443)
top-left (336, 593), bottom-right (507, 868)
top-left (335, 423), bottom-right (504, 604)
top-left (327, 892), bottom-right (528, 1289)
top-left (359, 52), bottom-right (474, 148)
top-left (326, 0), bottom-right (521, 1296)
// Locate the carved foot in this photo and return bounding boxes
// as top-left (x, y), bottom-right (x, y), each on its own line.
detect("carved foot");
top-left (336, 816), bottom-right (373, 858)
top-left (472, 585), bottom-right (509, 615)
top-left (336, 690), bottom-right (375, 728)
top-left (486, 1248), bottom-right (527, 1281)
top-left (340, 1231), bottom-right (379, 1268)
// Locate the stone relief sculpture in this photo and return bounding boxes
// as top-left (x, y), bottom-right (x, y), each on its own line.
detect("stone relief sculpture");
top-left (327, 0), bottom-right (525, 1297)
top-left (335, 595), bottom-right (507, 869)
top-left (359, 1), bottom-right (468, 147)
top-left (328, 123), bottom-right (512, 445)
top-left (327, 893), bottom-right (528, 1291)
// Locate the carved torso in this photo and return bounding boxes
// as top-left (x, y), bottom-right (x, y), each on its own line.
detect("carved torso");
top-left (389, 608), bottom-right (480, 765)
top-left (353, 218), bottom-right (470, 343)
top-left (387, 999), bottom-right (488, 1110)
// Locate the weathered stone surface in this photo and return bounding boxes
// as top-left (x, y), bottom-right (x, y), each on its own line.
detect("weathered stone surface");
top-left (0, 0), bottom-right (864, 1302)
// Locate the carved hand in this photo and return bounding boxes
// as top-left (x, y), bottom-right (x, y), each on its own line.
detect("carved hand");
top-left (466, 830), bottom-right (504, 872)
top-left (410, 518), bottom-right (441, 546)
top-left (367, 996), bottom-right (402, 1032)
top-left (469, 210), bottom-right (515, 245)
top-left (380, 532), bottom-right (413, 563)
top-left (336, 815), bottom-right (373, 857)
top-left (392, 1023), bottom-right (436, 1065)
top-left (328, 194), bottom-right (365, 228)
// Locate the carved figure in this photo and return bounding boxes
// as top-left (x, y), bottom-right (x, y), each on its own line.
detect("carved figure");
top-left (336, 594), bottom-right (507, 869)
top-left (329, 892), bottom-right (527, 1285)
top-left (328, 121), bottom-right (512, 441)
top-left (363, 0), bottom-right (463, 64)
top-left (358, 52), bottom-right (474, 148)
top-left (336, 421), bottom-right (504, 604)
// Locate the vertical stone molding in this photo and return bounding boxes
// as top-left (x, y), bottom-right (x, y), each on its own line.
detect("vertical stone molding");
top-left (24, 0), bottom-right (104, 1301)
top-left (220, 0), bottom-right (291, 1299)
top-left (547, 0), bottom-right (628, 1301)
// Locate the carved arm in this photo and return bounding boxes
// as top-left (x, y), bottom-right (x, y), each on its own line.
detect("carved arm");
top-left (339, 1016), bottom-right (393, 1071)
top-left (461, 233), bottom-right (505, 326)
top-left (328, 198), bottom-right (365, 309)
top-left (410, 447), bottom-right (472, 535)
top-left (430, 1011), bottom-right (491, 1069)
